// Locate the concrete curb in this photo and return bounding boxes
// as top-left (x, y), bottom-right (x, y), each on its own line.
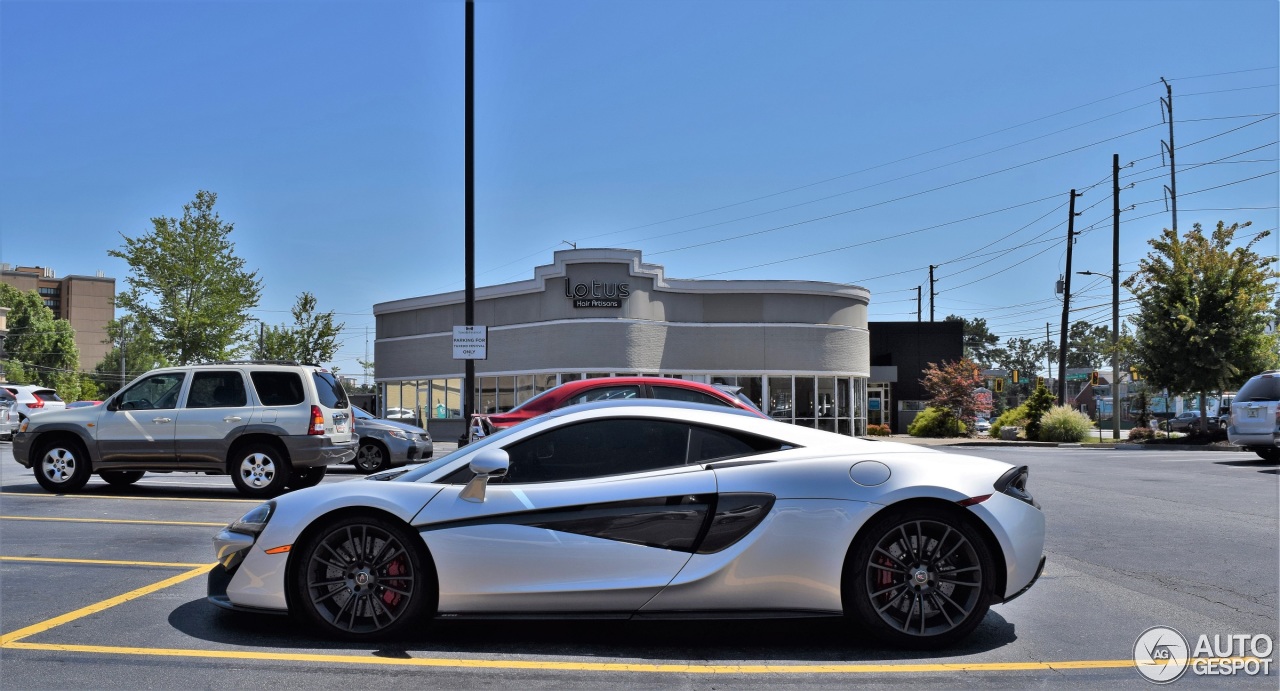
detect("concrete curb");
top-left (1112, 443), bottom-right (1245, 452)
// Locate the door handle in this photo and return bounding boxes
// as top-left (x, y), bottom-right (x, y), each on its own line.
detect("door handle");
top-left (152, 417), bottom-right (172, 424)
top-left (223, 416), bottom-right (243, 422)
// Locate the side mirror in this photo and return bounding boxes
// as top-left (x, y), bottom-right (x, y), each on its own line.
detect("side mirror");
top-left (459, 448), bottom-right (509, 503)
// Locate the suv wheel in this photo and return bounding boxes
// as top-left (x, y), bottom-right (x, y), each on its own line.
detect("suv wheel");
top-left (34, 438), bottom-right (93, 493)
top-left (1255, 448), bottom-right (1280, 462)
top-left (230, 443), bottom-right (292, 498)
top-left (100, 471), bottom-right (145, 487)
top-left (289, 466), bottom-right (327, 489)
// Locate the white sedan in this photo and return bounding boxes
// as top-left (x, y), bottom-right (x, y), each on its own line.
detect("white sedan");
top-left (209, 400), bottom-right (1045, 649)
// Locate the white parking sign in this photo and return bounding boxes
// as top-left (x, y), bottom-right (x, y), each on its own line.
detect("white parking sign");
top-left (452, 325), bottom-right (488, 360)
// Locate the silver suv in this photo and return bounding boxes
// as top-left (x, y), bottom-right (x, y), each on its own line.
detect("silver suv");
top-left (1227, 371), bottom-right (1280, 462)
top-left (11, 361), bottom-right (357, 497)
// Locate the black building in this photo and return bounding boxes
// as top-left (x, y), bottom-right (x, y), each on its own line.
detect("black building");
top-left (868, 321), bottom-right (964, 433)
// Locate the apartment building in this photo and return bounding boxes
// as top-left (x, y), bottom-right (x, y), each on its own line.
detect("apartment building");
top-left (0, 264), bottom-right (115, 372)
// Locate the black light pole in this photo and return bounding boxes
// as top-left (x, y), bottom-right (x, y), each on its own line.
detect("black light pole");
top-left (462, 0), bottom-right (476, 444)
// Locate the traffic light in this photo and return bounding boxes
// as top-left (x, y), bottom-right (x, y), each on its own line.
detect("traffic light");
top-left (1036, 376), bottom-right (1045, 388)
top-left (994, 378), bottom-right (1004, 393)
top-left (1130, 366), bottom-right (1142, 381)
top-left (1011, 369), bottom-right (1020, 383)
top-left (1089, 370), bottom-right (1100, 386)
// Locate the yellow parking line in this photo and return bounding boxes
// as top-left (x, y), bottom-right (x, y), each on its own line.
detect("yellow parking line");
top-left (0, 515), bottom-right (224, 527)
top-left (0, 563), bottom-right (214, 646)
top-left (0, 640), bottom-right (1148, 673)
top-left (1, 556), bottom-right (211, 568)
top-left (0, 491), bottom-right (256, 504)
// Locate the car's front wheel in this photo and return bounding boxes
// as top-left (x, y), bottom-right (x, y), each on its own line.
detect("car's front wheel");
top-left (844, 505), bottom-right (996, 649)
top-left (290, 514), bottom-right (434, 640)
top-left (229, 443), bottom-right (291, 498)
top-left (353, 441), bottom-right (389, 474)
top-left (100, 470), bottom-right (145, 487)
top-left (33, 437), bottom-right (93, 493)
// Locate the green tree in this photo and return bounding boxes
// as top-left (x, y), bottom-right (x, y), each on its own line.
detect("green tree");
top-left (259, 292), bottom-right (344, 365)
top-left (91, 314), bottom-right (170, 395)
top-left (944, 315), bottom-right (1001, 368)
top-left (1123, 221), bottom-right (1279, 432)
top-left (994, 336), bottom-right (1048, 402)
top-left (919, 357), bottom-right (993, 436)
top-left (109, 190), bottom-right (262, 365)
top-left (1022, 385), bottom-right (1056, 440)
top-left (0, 284), bottom-right (82, 398)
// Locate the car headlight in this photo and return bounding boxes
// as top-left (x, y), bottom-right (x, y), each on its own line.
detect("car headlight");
top-left (228, 502), bottom-right (274, 536)
top-left (388, 429), bottom-right (409, 440)
top-left (994, 465), bottom-right (1039, 509)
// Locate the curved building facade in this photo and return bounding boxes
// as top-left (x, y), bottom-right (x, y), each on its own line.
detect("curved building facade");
top-left (374, 248), bottom-right (871, 439)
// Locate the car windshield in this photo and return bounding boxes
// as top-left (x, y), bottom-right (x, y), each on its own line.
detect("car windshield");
top-left (1237, 375), bottom-right (1280, 402)
top-left (506, 388), bottom-right (556, 413)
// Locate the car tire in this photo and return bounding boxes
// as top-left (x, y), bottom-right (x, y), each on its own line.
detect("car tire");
top-left (33, 437), bottom-right (93, 493)
top-left (290, 513), bottom-right (435, 640)
top-left (843, 504), bottom-right (997, 649)
top-left (288, 466), bottom-right (327, 489)
top-left (229, 443), bottom-right (292, 498)
top-left (100, 471), bottom-right (145, 487)
top-left (354, 441), bottom-right (389, 474)
top-left (1255, 448), bottom-right (1280, 462)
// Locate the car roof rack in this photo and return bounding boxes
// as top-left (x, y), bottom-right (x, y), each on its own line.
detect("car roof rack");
top-left (208, 359), bottom-right (315, 367)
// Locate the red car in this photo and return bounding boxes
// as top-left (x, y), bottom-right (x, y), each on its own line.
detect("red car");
top-left (472, 377), bottom-right (766, 439)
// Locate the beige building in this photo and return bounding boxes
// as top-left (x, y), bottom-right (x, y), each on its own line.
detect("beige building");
top-left (0, 264), bottom-right (115, 372)
top-left (375, 248), bottom-right (871, 441)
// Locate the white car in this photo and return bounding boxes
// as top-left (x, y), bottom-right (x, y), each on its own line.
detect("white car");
top-left (1, 384), bottom-right (67, 428)
top-left (974, 418), bottom-right (992, 434)
top-left (209, 400), bottom-right (1046, 649)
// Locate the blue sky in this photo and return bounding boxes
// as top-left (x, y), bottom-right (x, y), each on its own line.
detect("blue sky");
top-left (1, 0), bottom-right (1277, 382)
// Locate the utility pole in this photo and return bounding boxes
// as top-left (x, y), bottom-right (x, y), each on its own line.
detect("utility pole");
top-left (1111, 153), bottom-right (1122, 440)
top-left (462, 0), bottom-right (476, 443)
top-left (258, 321), bottom-right (265, 360)
top-left (916, 286), bottom-right (922, 322)
top-left (1045, 323), bottom-right (1051, 388)
top-left (120, 336), bottom-right (126, 387)
top-left (928, 265), bottom-right (937, 322)
top-left (1160, 77), bottom-right (1178, 233)
top-left (1057, 189), bottom-right (1082, 403)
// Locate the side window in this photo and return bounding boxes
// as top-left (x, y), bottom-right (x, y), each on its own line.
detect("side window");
top-left (651, 386), bottom-right (731, 407)
top-left (118, 373), bottom-right (187, 411)
top-left (186, 372), bottom-right (248, 409)
top-left (502, 418), bottom-right (690, 483)
top-left (688, 425), bottom-right (784, 462)
top-left (250, 371), bottom-right (305, 406)
top-left (563, 385), bottom-right (641, 407)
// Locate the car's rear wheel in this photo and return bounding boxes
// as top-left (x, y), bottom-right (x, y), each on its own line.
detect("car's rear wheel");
top-left (100, 470), bottom-right (145, 487)
top-left (1255, 448), bottom-right (1280, 462)
top-left (33, 437), bottom-right (93, 493)
top-left (229, 443), bottom-right (291, 498)
top-left (354, 442), bottom-right (389, 474)
top-left (844, 505), bottom-right (996, 649)
top-left (290, 514), bottom-right (434, 640)
top-left (289, 466), bottom-right (327, 489)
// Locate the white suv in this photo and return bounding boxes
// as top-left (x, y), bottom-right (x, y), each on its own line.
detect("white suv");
top-left (1227, 371), bottom-right (1280, 461)
top-left (11, 361), bottom-right (357, 497)
top-left (1, 384), bottom-right (68, 428)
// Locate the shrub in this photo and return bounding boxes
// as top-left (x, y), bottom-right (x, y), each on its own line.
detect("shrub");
top-left (1036, 405), bottom-right (1094, 442)
top-left (866, 423), bottom-right (892, 436)
top-left (1127, 426), bottom-right (1154, 442)
top-left (991, 404), bottom-right (1028, 439)
top-left (908, 406), bottom-right (966, 438)
top-left (1023, 385), bottom-right (1056, 440)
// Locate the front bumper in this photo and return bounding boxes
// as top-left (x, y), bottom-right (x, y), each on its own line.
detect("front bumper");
top-left (208, 527), bottom-right (290, 615)
top-left (11, 433), bottom-right (33, 468)
top-left (385, 436), bottom-right (433, 465)
top-left (1002, 555), bottom-right (1046, 603)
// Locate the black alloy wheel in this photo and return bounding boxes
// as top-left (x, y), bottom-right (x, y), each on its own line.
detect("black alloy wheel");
top-left (354, 442), bottom-right (389, 474)
top-left (99, 471), bottom-right (145, 487)
top-left (291, 515), bottom-right (433, 640)
top-left (845, 506), bottom-right (995, 649)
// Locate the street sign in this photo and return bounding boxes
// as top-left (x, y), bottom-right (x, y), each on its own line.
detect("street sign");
top-left (452, 325), bottom-right (488, 360)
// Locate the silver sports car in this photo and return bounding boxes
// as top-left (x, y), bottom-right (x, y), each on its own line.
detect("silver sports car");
top-left (209, 400), bottom-right (1045, 649)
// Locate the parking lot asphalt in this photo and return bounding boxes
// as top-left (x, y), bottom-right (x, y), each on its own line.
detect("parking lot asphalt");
top-left (1, 441), bottom-right (1275, 689)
